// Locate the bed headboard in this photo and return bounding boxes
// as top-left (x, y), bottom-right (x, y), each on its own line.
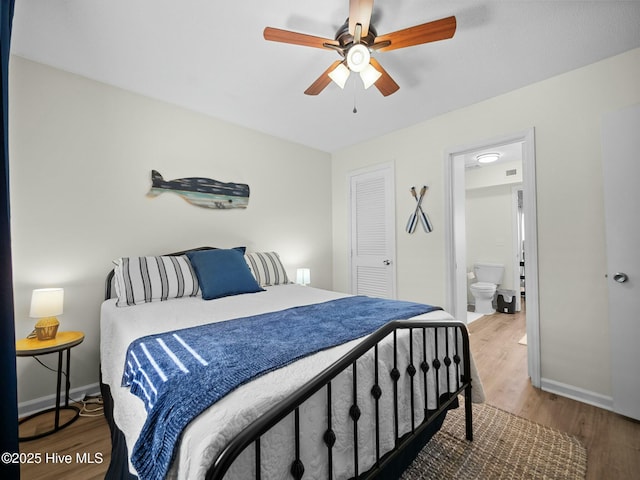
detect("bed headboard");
top-left (104, 246), bottom-right (217, 301)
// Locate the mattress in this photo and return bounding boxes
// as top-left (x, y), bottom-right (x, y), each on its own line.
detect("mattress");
top-left (100, 284), bottom-right (484, 479)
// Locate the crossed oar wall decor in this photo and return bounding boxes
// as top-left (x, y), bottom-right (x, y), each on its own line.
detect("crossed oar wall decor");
top-left (406, 186), bottom-right (433, 233)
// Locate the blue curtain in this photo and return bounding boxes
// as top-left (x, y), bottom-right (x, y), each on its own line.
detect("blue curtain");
top-left (0, 0), bottom-right (18, 478)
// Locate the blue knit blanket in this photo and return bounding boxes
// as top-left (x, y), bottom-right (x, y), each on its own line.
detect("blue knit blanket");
top-left (121, 295), bottom-right (441, 480)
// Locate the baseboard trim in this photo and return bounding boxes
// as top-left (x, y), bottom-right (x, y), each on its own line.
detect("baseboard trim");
top-left (18, 382), bottom-right (102, 418)
top-left (540, 377), bottom-right (613, 411)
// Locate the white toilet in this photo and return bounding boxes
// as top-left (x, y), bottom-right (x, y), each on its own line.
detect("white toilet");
top-left (470, 263), bottom-right (504, 314)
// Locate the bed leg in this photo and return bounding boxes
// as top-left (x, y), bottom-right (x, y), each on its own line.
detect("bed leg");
top-left (464, 383), bottom-right (473, 441)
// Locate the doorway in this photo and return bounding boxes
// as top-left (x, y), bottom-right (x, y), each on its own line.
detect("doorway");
top-left (444, 129), bottom-right (541, 387)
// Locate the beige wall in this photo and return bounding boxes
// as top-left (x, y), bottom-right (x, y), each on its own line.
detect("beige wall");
top-left (10, 47), bottom-right (640, 407)
top-left (9, 57), bottom-right (333, 406)
top-left (332, 47), bottom-right (640, 398)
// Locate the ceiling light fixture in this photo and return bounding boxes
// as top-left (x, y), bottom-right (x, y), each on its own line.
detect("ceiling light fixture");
top-left (329, 44), bottom-right (380, 90)
top-left (328, 63), bottom-right (350, 89)
top-left (346, 44), bottom-right (370, 72)
top-left (476, 153), bottom-right (501, 164)
top-left (360, 63), bottom-right (382, 89)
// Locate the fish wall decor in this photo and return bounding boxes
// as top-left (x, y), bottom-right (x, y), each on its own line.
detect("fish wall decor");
top-left (147, 170), bottom-right (250, 209)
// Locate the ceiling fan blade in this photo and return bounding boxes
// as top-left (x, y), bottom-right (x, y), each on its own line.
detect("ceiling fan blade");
top-left (264, 27), bottom-right (340, 50)
top-left (374, 16), bottom-right (456, 52)
top-left (369, 58), bottom-right (399, 96)
top-left (304, 60), bottom-right (343, 95)
top-left (349, 0), bottom-right (374, 37)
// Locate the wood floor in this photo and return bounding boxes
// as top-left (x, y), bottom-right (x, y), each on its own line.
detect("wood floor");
top-left (18, 407), bottom-right (111, 480)
top-left (19, 308), bottom-right (640, 479)
top-left (467, 306), bottom-right (640, 480)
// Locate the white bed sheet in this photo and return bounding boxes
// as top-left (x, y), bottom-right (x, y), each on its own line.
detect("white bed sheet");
top-left (101, 285), bottom-right (484, 480)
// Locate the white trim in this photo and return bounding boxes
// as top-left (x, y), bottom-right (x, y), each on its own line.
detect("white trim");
top-left (511, 184), bottom-right (523, 312)
top-left (444, 155), bottom-right (467, 320)
top-left (521, 130), bottom-right (541, 387)
top-left (18, 382), bottom-right (101, 418)
top-left (540, 378), bottom-right (614, 412)
top-left (444, 128), bottom-right (541, 387)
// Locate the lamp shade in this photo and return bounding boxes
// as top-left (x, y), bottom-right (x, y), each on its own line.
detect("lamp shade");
top-left (30, 288), bottom-right (64, 318)
top-left (328, 63), bottom-right (350, 89)
top-left (360, 63), bottom-right (382, 89)
top-left (296, 268), bottom-right (311, 286)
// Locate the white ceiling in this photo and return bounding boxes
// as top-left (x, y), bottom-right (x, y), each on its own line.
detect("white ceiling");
top-left (11, 1), bottom-right (640, 153)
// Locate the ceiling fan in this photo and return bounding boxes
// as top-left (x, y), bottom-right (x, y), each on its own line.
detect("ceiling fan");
top-left (263, 0), bottom-right (456, 96)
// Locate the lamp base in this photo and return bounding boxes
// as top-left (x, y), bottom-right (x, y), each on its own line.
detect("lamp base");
top-left (33, 317), bottom-right (60, 341)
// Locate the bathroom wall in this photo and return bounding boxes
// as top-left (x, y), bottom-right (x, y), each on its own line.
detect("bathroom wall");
top-left (465, 159), bottom-right (523, 189)
top-left (465, 159), bottom-right (523, 305)
top-left (466, 184), bottom-right (517, 302)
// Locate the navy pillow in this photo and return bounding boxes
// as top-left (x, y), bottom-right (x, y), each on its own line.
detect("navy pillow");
top-left (186, 248), bottom-right (264, 300)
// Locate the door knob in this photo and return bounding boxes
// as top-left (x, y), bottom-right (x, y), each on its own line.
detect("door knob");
top-left (613, 272), bottom-right (629, 283)
top-left (383, 260), bottom-right (391, 266)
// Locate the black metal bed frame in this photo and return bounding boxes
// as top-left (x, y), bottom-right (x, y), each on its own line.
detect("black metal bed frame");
top-left (206, 320), bottom-right (473, 480)
top-left (102, 248), bottom-right (473, 480)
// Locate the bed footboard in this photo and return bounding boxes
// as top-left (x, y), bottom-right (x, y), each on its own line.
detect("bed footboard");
top-left (206, 320), bottom-right (473, 480)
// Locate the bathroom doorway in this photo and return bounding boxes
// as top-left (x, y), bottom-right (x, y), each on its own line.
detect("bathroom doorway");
top-left (444, 129), bottom-right (540, 387)
top-left (464, 148), bottom-right (523, 318)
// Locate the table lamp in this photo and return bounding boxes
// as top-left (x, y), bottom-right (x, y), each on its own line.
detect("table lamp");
top-left (296, 268), bottom-right (311, 286)
top-left (29, 288), bottom-right (64, 341)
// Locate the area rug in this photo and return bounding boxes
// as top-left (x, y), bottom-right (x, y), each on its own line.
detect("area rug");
top-left (402, 401), bottom-right (587, 480)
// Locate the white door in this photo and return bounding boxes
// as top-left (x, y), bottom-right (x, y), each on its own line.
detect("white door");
top-left (349, 165), bottom-right (396, 298)
top-left (601, 103), bottom-right (640, 421)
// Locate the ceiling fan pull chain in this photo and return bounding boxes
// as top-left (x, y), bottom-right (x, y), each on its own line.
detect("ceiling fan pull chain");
top-left (353, 77), bottom-right (358, 114)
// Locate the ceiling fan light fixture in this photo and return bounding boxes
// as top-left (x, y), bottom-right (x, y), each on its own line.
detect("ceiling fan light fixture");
top-left (476, 152), bottom-right (501, 164)
top-left (328, 63), bottom-right (350, 89)
top-left (265, 9), bottom-right (458, 97)
top-left (360, 63), bottom-right (382, 89)
top-left (346, 44), bottom-right (370, 73)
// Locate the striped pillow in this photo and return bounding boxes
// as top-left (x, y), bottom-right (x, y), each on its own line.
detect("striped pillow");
top-left (244, 251), bottom-right (290, 287)
top-left (113, 255), bottom-right (200, 306)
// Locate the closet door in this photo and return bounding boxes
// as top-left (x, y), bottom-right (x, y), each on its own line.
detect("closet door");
top-left (349, 165), bottom-right (396, 298)
top-left (601, 104), bottom-right (640, 421)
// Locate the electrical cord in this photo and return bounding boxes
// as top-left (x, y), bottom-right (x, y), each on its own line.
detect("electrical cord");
top-left (32, 356), bottom-right (104, 417)
top-left (78, 396), bottom-right (104, 417)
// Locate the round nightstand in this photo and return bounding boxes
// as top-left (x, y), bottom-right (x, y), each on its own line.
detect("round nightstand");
top-left (16, 331), bottom-right (85, 441)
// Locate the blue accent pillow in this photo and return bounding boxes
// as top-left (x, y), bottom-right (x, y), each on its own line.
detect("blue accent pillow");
top-left (186, 248), bottom-right (264, 300)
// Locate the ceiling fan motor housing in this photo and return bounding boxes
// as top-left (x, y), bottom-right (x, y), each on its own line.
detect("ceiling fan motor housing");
top-left (335, 19), bottom-right (378, 52)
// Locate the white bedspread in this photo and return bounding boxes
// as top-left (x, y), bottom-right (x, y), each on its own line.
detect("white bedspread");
top-left (100, 285), bottom-right (484, 479)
